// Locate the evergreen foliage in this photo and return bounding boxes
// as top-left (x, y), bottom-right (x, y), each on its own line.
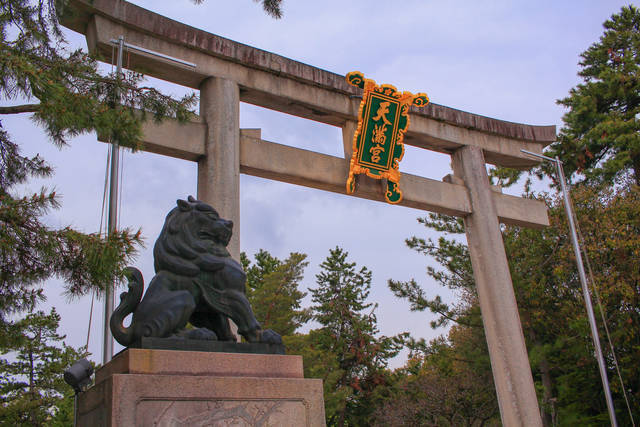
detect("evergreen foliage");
top-left (507, 184), bottom-right (640, 425)
top-left (0, 1), bottom-right (199, 422)
top-left (0, 308), bottom-right (83, 426)
top-left (386, 182), bottom-right (640, 425)
top-left (546, 5), bottom-right (640, 185)
top-left (491, 6), bottom-right (640, 188)
top-left (0, 0), bottom-right (199, 322)
top-left (383, 8), bottom-right (640, 423)
top-left (241, 249), bottom-right (311, 336)
top-left (384, 215), bottom-right (500, 425)
top-left (256, 0), bottom-right (284, 19)
top-left (388, 215), bottom-right (478, 330)
top-left (241, 247), bottom-right (405, 425)
top-left (307, 247), bottom-right (404, 427)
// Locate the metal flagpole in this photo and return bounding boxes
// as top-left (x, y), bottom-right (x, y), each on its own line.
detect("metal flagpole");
top-left (521, 149), bottom-right (618, 426)
top-left (103, 35), bottom-right (124, 365)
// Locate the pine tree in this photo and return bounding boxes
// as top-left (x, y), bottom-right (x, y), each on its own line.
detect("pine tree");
top-left (544, 5), bottom-right (640, 185)
top-left (241, 249), bottom-right (311, 336)
top-left (0, 0), bottom-right (286, 316)
top-left (310, 247), bottom-right (403, 427)
top-left (388, 214), bottom-right (477, 330)
top-left (255, 0), bottom-right (283, 18)
top-left (0, 308), bottom-right (84, 426)
top-left (0, 0), bottom-right (200, 322)
top-left (508, 184), bottom-right (640, 425)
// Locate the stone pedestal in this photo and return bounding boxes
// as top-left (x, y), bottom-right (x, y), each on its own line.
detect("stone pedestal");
top-left (77, 349), bottom-right (326, 426)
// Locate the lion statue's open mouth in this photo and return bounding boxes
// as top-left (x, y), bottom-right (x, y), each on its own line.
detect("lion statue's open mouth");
top-left (109, 196), bottom-right (282, 347)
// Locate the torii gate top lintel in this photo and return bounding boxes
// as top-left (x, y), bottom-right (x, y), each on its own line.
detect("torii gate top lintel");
top-left (60, 0), bottom-right (555, 169)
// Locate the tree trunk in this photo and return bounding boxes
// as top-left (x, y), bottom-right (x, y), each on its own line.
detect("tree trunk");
top-left (517, 290), bottom-right (555, 427)
top-left (538, 354), bottom-right (555, 426)
top-left (28, 346), bottom-right (37, 425)
top-left (529, 327), bottom-right (555, 426)
top-left (337, 408), bottom-right (346, 427)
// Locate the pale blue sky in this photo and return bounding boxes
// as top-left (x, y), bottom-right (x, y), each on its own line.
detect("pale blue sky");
top-left (5, 0), bottom-right (634, 366)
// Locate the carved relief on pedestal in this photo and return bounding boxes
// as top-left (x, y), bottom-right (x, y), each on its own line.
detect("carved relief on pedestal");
top-left (138, 399), bottom-right (309, 427)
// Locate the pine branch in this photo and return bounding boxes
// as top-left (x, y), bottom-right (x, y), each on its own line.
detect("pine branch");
top-left (0, 104), bottom-right (40, 114)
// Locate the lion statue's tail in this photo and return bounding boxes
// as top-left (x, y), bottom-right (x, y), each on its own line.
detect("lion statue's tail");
top-left (109, 267), bottom-right (144, 346)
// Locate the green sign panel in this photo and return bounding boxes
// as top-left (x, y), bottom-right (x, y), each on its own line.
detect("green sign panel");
top-left (346, 71), bottom-right (429, 204)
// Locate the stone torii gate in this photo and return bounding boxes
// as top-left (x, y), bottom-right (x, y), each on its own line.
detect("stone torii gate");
top-left (61, 1), bottom-right (556, 425)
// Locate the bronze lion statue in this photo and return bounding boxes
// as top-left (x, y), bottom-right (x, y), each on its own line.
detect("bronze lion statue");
top-left (110, 196), bottom-right (281, 346)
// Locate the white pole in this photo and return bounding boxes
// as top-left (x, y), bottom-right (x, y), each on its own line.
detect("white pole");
top-left (521, 149), bottom-right (618, 426)
top-left (103, 36), bottom-right (124, 365)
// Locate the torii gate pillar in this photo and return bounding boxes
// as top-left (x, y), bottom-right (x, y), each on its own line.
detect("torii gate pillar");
top-left (197, 77), bottom-right (241, 260)
top-left (453, 146), bottom-right (542, 426)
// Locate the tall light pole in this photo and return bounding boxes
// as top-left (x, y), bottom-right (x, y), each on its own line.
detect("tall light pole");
top-left (521, 149), bottom-right (617, 427)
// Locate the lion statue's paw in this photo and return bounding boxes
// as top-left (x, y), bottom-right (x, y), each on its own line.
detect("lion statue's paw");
top-left (259, 329), bottom-right (283, 345)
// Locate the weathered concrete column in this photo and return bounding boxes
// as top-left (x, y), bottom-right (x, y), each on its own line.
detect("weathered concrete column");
top-left (452, 146), bottom-right (542, 426)
top-left (197, 77), bottom-right (240, 261)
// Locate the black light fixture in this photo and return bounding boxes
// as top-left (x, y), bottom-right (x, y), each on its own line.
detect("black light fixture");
top-left (63, 358), bottom-right (94, 394)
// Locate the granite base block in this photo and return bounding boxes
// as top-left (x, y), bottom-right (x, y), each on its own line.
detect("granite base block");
top-left (78, 349), bottom-right (325, 426)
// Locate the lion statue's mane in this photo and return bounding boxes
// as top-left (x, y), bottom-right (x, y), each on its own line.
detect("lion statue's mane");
top-left (110, 196), bottom-right (281, 347)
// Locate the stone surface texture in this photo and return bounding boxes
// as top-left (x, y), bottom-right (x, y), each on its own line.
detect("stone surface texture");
top-left (197, 77), bottom-right (241, 341)
top-left (453, 146), bottom-right (542, 426)
top-left (134, 337), bottom-right (285, 355)
top-left (78, 349), bottom-right (325, 426)
top-left (96, 349), bottom-right (303, 383)
top-left (98, 117), bottom-right (549, 228)
top-left (198, 77), bottom-right (241, 261)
